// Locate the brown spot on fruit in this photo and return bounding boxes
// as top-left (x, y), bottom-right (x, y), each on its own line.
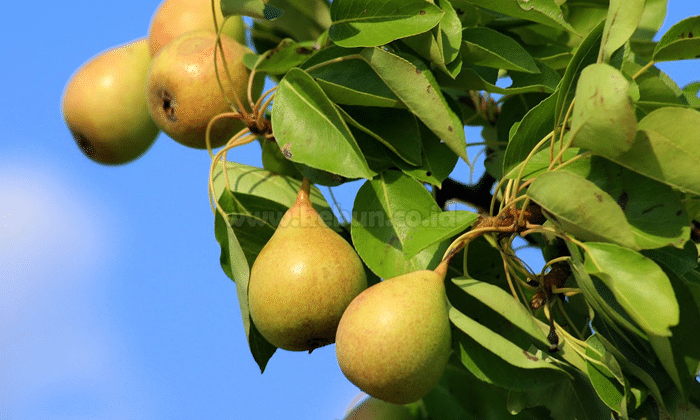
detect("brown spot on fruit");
top-left (158, 89), bottom-right (177, 122)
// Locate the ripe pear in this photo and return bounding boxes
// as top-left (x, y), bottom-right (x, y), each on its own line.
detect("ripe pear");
top-left (61, 39), bottom-right (159, 165)
top-left (335, 260), bottom-right (452, 404)
top-left (147, 0), bottom-right (246, 57)
top-left (146, 31), bottom-right (250, 149)
top-left (344, 395), bottom-right (416, 420)
top-left (248, 179), bottom-right (368, 352)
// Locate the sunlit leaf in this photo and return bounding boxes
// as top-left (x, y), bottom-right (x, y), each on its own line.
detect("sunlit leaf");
top-left (461, 27), bottom-right (539, 73)
top-left (271, 68), bottom-right (375, 179)
top-left (329, 0), bottom-right (444, 47)
top-left (351, 171), bottom-right (445, 279)
top-left (571, 64), bottom-right (637, 157)
top-left (527, 171), bottom-right (638, 249)
top-left (599, 0), bottom-right (645, 62)
top-left (583, 242), bottom-right (680, 337)
top-left (402, 211), bottom-right (478, 259)
top-left (653, 15), bottom-right (700, 61)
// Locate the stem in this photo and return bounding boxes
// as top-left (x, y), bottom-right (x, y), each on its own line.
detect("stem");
top-left (205, 111), bottom-right (245, 157)
top-left (632, 60), bottom-right (656, 80)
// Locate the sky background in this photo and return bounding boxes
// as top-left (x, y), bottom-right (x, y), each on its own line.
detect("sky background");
top-left (0, 1), bottom-right (698, 419)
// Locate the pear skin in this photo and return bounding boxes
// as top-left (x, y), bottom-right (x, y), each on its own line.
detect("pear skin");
top-left (248, 179), bottom-right (368, 352)
top-left (335, 261), bottom-right (452, 404)
top-left (146, 31), bottom-right (250, 149)
top-left (147, 0), bottom-right (246, 57)
top-left (61, 39), bottom-right (159, 165)
top-left (344, 395), bottom-right (416, 420)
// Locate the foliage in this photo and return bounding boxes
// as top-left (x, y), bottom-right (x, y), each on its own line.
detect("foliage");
top-left (210, 0), bottom-right (700, 418)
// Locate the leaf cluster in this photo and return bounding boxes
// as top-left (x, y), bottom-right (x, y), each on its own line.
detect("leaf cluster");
top-left (213, 0), bottom-right (700, 418)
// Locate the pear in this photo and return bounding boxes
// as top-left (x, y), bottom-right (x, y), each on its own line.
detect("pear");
top-left (147, 0), bottom-right (246, 57)
top-left (248, 179), bottom-right (368, 352)
top-left (344, 395), bottom-right (416, 420)
top-left (61, 39), bottom-right (159, 165)
top-left (335, 260), bottom-right (452, 404)
top-left (146, 31), bottom-right (250, 149)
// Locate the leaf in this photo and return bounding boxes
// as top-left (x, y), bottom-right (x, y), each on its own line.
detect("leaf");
top-left (271, 68), bottom-right (375, 179)
top-left (454, 0), bottom-right (577, 34)
top-left (585, 335), bottom-right (626, 413)
top-left (644, 241), bottom-right (699, 277)
top-left (389, 122), bottom-right (458, 187)
top-left (359, 47), bottom-right (468, 163)
top-left (401, 0), bottom-right (463, 77)
top-left (461, 27), bottom-right (539, 73)
top-left (527, 171), bottom-right (639, 249)
top-left (302, 46), bottom-right (402, 108)
top-left (451, 278), bottom-right (552, 350)
top-left (570, 63), bottom-right (637, 158)
top-left (252, 38), bottom-right (318, 74)
top-left (507, 370), bottom-right (613, 420)
top-left (599, 0), bottom-right (645, 62)
top-left (350, 170), bottom-right (445, 279)
top-left (583, 242), bottom-right (680, 337)
top-left (214, 194), bottom-right (277, 372)
top-left (402, 211), bottom-right (478, 259)
top-left (555, 20), bottom-right (605, 130)
top-left (610, 107), bottom-right (700, 196)
top-left (502, 93), bottom-right (556, 175)
top-left (450, 308), bottom-right (567, 391)
top-left (653, 15), bottom-right (700, 61)
top-left (337, 105), bottom-right (422, 166)
top-left (221, 0), bottom-right (283, 20)
top-left (329, 0), bottom-right (444, 47)
top-left (582, 156), bottom-right (690, 250)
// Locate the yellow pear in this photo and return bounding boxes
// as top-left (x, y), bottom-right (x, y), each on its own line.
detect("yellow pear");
top-left (146, 31), bottom-right (250, 149)
top-left (344, 395), bottom-right (416, 420)
top-left (335, 261), bottom-right (452, 404)
top-left (61, 39), bottom-right (159, 165)
top-left (248, 179), bottom-right (368, 352)
top-left (147, 0), bottom-right (246, 57)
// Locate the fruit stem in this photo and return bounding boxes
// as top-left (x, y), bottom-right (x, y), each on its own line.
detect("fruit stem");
top-left (296, 177), bottom-right (311, 205)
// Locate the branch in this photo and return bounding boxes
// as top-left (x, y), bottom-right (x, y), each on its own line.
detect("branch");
top-left (435, 173), bottom-right (497, 213)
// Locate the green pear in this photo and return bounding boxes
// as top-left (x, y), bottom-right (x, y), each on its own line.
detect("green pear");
top-left (335, 261), bottom-right (452, 404)
top-left (344, 395), bottom-right (416, 420)
top-left (248, 179), bottom-right (368, 352)
top-left (146, 31), bottom-right (250, 149)
top-left (61, 39), bottom-right (159, 165)
top-left (147, 0), bottom-right (246, 57)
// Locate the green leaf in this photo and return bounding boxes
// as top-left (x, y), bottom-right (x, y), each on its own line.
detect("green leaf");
top-left (610, 107), bottom-right (700, 196)
top-left (337, 105), bottom-right (422, 166)
top-left (271, 68), bottom-right (375, 179)
top-left (527, 171), bottom-right (639, 249)
top-left (454, 0), bottom-right (577, 34)
top-left (451, 278), bottom-right (551, 350)
top-left (302, 46), bottom-right (403, 108)
top-left (450, 308), bottom-right (567, 391)
top-left (329, 0), bottom-right (444, 47)
top-left (555, 20), bottom-right (605, 130)
top-left (583, 242), bottom-right (680, 337)
top-left (350, 170), bottom-right (445, 279)
top-left (582, 156), bottom-right (690, 250)
top-left (389, 122), bottom-right (458, 187)
top-left (402, 211), bottom-right (478, 259)
top-left (359, 47), bottom-right (468, 163)
top-left (401, 0), bottom-right (462, 77)
top-left (221, 0), bottom-right (279, 20)
top-left (507, 370), bottom-right (613, 420)
top-left (570, 63), bottom-right (637, 158)
top-left (461, 27), bottom-right (539, 73)
top-left (643, 241), bottom-right (699, 277)
top-left (214, 193), bottom-right (277, 372)
top-left (586, 335), bottom-right (626, 413)
top-left (252, 38), bottom-right (318, 74)
top-left (653, 15), bottom-right (700, 61)
top-left (502, 93), bottom-right (556, 175)
top-left (599, 0), bottom-right (645, 62)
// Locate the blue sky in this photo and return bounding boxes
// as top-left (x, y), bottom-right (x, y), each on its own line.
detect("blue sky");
top-left (0, 1), bottom-right (698, 419)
